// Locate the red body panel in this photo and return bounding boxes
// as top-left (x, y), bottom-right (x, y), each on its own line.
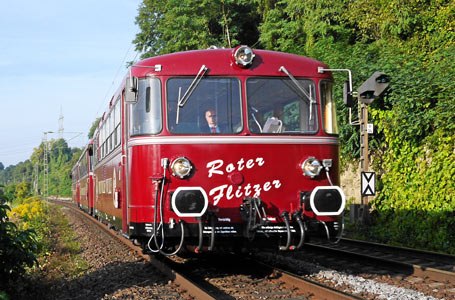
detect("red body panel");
top-left (127, 136), bottom-right (340, 225)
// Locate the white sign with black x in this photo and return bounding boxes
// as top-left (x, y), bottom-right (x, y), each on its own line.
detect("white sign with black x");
top-left (361, 172), bottom-right (376, 196)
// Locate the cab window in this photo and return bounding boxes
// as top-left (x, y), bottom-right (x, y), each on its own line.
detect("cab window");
top-left (129, 78), bottom-right (162, 136)
top-left (246, 78), bottom-right (318, 134)
top-left (167, 77), bottom-right (242, 134)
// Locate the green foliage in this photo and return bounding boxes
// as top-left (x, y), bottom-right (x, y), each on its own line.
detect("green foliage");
top-left (88, 117), bottom-right (101, 139)
top-left (365, 209), bottom-right (454, 254)
top-left (43, 204), bottom-right (89, 279)
top-left (134, 0), bottom-right (260, 57)
top-left (0, 160), bottom-right (34, 188)
top-left (0, 138), bottom-right (82, 198)
top-left (8, 197), bottom-right (53, 259)
top-left (368, 129), bottom-right (455, 253)
top-left (344, 0), bottom-right (454, 48)
top-left (14, 182), bottom-right (31, 201)
top-left (259, 0), bottom-right (348, 55)
top-left (0, 204), bottom-right (38, 291)
top-left (0, 184), bottom-right (16, 203)
top-left (0, 186), bottom-right (6, 204)
top-left (0, 291), bottom-right (9, 300)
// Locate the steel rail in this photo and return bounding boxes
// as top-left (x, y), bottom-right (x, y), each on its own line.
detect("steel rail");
top-left (248, 258), bottom-right (365, 300)
top-left (306, 238), bottom-right (455, 285)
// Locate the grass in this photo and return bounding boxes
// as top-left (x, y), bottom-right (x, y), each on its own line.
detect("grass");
top-left (5, 201), bottom-right (90, 299)
top-left (38, 204), bottom-right (90, 280)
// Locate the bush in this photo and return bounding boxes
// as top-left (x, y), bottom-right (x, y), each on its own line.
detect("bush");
top-left (8, 197), bottom-right (51, 254)
top-left (0, 204), bottom-right (38, 292)
top-left (368, 130), bottom-right (455, 254)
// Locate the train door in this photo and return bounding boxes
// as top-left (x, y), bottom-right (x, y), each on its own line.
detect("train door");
top-left (121, 89), bottom-right (129, 234)
top-left (88, 143), bottom-right (94, 215)
top-left (93, 135), bottom-right (99, 217)
top-left (75, 166), bottom-right (81, 207)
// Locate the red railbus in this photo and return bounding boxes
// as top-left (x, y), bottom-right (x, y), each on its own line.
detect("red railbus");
top-left (71, 163), bottom-right (80, 206)
top-left (74, 46), bottom-right (346, 255)
top-left (72, 141), bottom-right (94, 214)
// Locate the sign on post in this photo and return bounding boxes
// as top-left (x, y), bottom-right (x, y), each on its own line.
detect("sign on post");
top-left (367, 123), bottom-right (374, 134)
top-left (361, 172), bottom-right (376, 196)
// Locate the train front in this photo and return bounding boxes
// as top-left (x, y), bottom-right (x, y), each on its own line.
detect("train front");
top-left (126, 46), bottom-right (346, 255)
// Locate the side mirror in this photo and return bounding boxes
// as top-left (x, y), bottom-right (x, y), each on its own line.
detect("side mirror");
top-left (343, 80), bottom-right (354, 107)
top-left (125, 75), bottom-right (138, 103)
top-left (87, 144), bottom-right (93, 157)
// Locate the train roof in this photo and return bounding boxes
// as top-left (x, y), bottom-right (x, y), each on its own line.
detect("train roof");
top-left (131, 47), bottom-right (332, 79)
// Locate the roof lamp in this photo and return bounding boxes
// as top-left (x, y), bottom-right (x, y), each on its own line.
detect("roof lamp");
top-left (233, 45), bottom-right (255, 67)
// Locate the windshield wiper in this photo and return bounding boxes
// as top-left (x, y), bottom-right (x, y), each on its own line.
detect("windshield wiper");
top-left (279, 66), bottom-right (316, 120)
top-left (178, 65), bottom-right (208, 107)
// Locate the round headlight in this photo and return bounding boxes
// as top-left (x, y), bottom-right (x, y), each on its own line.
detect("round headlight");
top-left (233, 45), bottom-right (255, 67)
top-left (171, 157), bottom-right (193, 179)
top-left (301, 157), bottom-right (322, 178)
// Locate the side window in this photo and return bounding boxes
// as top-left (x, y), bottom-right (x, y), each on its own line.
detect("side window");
top-left (93, 135), bottom-right (99, 165)
top-left (129, 78), bottom-right (162, 136)
top-left (114, 97), bottom-right (121, 146)
top-left (107, 113), bottom-right (112, 152)
top-left (320, 81), bottom-right (339, 135)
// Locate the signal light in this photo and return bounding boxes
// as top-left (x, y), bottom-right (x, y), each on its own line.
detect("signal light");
top-left (357, 71), bottom-right (390, 104)
top-left (343, 80), bottom-right (354, 107)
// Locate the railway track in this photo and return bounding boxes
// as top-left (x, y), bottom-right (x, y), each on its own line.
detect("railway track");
top-left (50, 199), bottom-right (364, 299)
top-left (164, 253), bottom-right (364, 299)
top-left (306, 238), bottom-right (455, 285)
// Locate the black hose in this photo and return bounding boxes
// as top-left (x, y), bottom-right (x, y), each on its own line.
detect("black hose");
top-left (279, 212), bottom-right (291, 251)
top-left (196, 217), bottom-right (203, 253)
top-left (160, 221), bottom-right (185, 256)
top-left (247, 199), bottom-right (256, 240)
top-left (149, 183), bottom-right (160, 252)
top-left (208, 214), bottom-right (215, 251)
top-left (294, 213), bottom-right (305, 249)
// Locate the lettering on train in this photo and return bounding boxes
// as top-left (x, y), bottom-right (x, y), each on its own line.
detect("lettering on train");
top-left (206, 157), bottom-right (281, 205)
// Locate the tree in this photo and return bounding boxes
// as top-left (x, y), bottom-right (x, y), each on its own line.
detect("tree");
top-left (15, 182), bottom-right (31, 201)
top-left (133, 0), bottom-right (260, 57)
top-left (24, 138), bottom-right (81, 197)
top-left (259, 0), bottom-right (349, 55)
top-left (0, 185), bottom-right (6, 204)
top-left (0, 162), bottom-right (4, 171)
top-left (88, 117), bottom-right (101, 139)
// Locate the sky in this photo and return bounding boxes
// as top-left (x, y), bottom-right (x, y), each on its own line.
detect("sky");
top-left (0, 0), bottom-right (141, 167)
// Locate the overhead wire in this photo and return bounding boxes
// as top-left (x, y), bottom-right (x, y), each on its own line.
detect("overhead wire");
top-left (93, 44), bottom-right (140, 122)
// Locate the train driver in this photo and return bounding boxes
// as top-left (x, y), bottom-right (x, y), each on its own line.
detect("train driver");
top-left (203, 109), bottom-right (220, 133)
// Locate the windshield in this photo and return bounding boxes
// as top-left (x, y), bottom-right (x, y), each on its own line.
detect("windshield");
top-left (167, 77), bottom-right (242, 134)
top-left (246, 78), bottom-right (318, 134)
